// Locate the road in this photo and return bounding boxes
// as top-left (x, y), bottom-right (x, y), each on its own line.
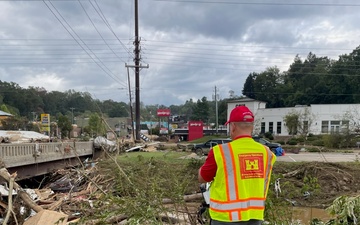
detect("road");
top-left (276, 152), bottom-right (360, 162)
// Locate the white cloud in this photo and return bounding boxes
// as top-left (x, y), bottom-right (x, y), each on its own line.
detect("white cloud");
top-left (20, 71), bottom-right (65, 91)
top-left (0, 1), bottom-right (360, 106)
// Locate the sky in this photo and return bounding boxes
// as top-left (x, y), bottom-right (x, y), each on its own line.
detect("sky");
top-left (0, 0), bottom-right (360, 107)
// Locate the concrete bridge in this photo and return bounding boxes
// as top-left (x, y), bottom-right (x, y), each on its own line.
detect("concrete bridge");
top-left (0, 141), bottom-right (96, 180)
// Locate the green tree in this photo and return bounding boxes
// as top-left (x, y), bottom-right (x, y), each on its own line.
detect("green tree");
top-left (1, 117), bottom-right (26, 130)
top-left (242, 73), bottom-right (256, 99)
top-left (283, 108), bottom-right (315, 138)
top-left (283, 113), bottom-right (299, 136)
top-left (250, 66), bottom-right (285, 108)
top-left (0, 104), bottom-right (10, 113)
top-left (284, 53), bottom-right (333, 105)
top-left (58, 115), bottom-right (72, 138)
top-left (191, 97), bottom-right (210, 123)
top-left (180, 99), bottom-right (195, 121)
top-left (87, 113), bottom-right (106, 137)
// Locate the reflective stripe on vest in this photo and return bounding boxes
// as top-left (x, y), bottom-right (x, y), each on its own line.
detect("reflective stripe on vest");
top-left (264, 146), bottom-right (275, 195)
top-left (210, 199), bottom-right (265, 211)
top-left (209, 143), bottom-right (273, 212)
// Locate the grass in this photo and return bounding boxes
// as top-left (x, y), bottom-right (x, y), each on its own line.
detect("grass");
top-left (81, 149), bottom-right (360, 224)
top-left (187, 135), bottom-right (229, 143)
top-left (118, 151), bottom-right (191, 163)
top-left (85, 150), bottom-right (204, 224)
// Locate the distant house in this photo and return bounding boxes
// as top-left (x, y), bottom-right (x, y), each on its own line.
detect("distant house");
top-left (0, 110), bottom-right (13, 127)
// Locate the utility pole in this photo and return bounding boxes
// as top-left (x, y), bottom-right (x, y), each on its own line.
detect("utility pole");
top-left (125, 0), bottom-right (149, 142)
top-left (134, 0), bottom-right (140, 142)
top-left (213, 86), bottom-right (219, 133)
top-left (126, 65), bottom-right (135, 141)
top-left (70, 107), bottom-right (75, 124)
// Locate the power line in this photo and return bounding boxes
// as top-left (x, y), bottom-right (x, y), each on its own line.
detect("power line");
top-left (143, 39), bottom-right (357, 51)
top-left (143, 46), bottom-right (344, 56)
top-left (43, 0), bottom-right (127, 88)
top-left (153, 0), bottom-right (360, 7)
top-left (77, 0), bottom-right (125, 62)
top-left (143, 60), bottom-right (360, 77)
top-left (90, 0), bottom-right (135, 59)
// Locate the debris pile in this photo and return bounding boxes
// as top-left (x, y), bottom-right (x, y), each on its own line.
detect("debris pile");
top-left (0, 163), bottom-right (110, 225)
top-left (0, 131), bottom-right (50, 143)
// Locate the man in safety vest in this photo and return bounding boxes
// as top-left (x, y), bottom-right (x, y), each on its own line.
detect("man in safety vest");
top-left (198, 106), bottom-right (276, 225)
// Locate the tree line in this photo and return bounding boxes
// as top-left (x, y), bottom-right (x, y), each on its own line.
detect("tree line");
top-left (0, 81), bottom-right (229, 136)
top-left (242, 45), bottom-right (360, 108)
top-left (1, 45), bottom-right (360, 135)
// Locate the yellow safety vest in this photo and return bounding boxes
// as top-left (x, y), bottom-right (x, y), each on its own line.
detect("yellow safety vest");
top-left (209, 137), bottom-right (276, 222)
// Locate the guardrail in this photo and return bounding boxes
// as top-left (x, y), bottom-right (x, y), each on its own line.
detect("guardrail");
top-left (0, 141), bottom-right (94, 168)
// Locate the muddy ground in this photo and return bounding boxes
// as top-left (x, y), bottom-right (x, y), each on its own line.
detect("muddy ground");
top-left (271, 161), bottom-right (360, 208)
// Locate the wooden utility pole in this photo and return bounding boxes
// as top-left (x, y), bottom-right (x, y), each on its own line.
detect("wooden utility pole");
top-left (127, 0), bottom-right (149, 141)
top-left (134, 0), bottom-right (140, 141)
top-left (126, 65), bottom-right (135, 141)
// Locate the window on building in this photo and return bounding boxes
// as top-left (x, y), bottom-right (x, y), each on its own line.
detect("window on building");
top-left (269, 122), bottom-right (273, 133)
top-left (321, 121), bottom-right (329, 133)
top-left (330, 121), bottom-right (340, 133)
top-left (261, 122), bottom-right (265, 134)
top-left (277, 122), bottom-right (282, 134)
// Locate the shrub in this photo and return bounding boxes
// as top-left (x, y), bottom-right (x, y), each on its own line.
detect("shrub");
top-left (264, 132), bottom-right (274, 140)
top-left (323, 134), bottom-right (342, 148)
top-left (277, 140), bottom-right (285, 145)
top-left (312, 139), bottom-right (324, 146)
top-left (287, 139), bottom-right (297, 145)
top-left (296, 137), bottom-right (305, 143)
top-left (306, 136), bottom-right (317, 142)
top-left (306, 147), bottom-right (320, 152)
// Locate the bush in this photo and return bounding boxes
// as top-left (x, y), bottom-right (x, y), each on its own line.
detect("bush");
top-left (306, 147), bottom-right (320, 152)
top-left (277, 140), bottom-right (285, 145)
top-left (287, 139), bottom-right (297, 145)
top-left (264, 132), bottom-right (274, 140)
top-left (306, 136), bottom-right (317, 142)
top-left (296, 137), bottom-right (305, 143)
top-left (312, 139), bottom-right (324, 146)
top-left (323, 134), bottom-right (342, 148)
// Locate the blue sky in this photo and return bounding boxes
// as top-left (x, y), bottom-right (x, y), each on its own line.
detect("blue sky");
top-left (0, 0), bottom-right (359, 106)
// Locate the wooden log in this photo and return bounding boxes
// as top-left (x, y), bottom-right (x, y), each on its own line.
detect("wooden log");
top-left (0, 168), bottom-right (43, 213)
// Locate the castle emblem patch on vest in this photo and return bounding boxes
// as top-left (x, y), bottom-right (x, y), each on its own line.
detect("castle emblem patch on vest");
top-left (238, 153), bottom-right (264, 179)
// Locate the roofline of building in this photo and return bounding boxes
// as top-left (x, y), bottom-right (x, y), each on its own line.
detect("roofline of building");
top-left (226, 97), bottom-right (267, 103)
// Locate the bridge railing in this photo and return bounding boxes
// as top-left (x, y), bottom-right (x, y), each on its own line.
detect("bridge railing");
top-left (0, 141), bottom-right (94, 168)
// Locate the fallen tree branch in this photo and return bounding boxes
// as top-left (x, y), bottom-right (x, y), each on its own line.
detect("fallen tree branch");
top-left (0, 168), bottom-right (43, 213)
top-left (162, 193), bottom-right (203, 204)
top-left (282, 169), bottom-right (302, 178)
top-left (3, 173), bottom-right (16, 225)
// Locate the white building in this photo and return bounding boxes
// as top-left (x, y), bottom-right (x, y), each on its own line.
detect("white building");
top-left (227, 98), bottom-right (360, 136)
